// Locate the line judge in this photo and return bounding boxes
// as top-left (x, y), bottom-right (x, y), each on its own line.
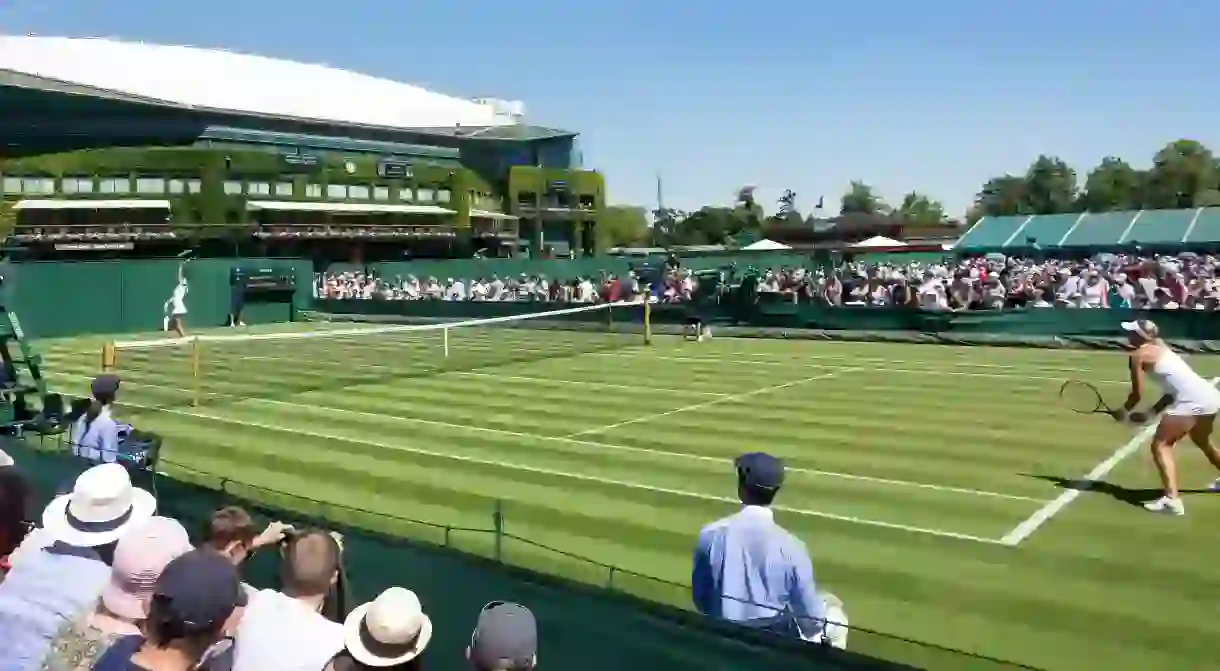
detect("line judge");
top-left (692, 452), bottom-right (847, 648)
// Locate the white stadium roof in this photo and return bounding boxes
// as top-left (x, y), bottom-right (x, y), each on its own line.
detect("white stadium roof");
top-left (0, 36), bottom-right (521, 131)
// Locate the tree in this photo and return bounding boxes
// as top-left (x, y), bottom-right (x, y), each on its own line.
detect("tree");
top-left (896, 192), bottom-right (946, 227)
top-left (772, 189), bottom-right (804, 226)
top-left (973, 175), bottom-right (1029, 217)
top-left (1023, 155), bottom-right (1078, 214)
top-left (1144, 139), bottom-right (1218, 209)
top-left (840, 181), bottom-right (886, 215)
top-left (1078, 157), bottom-right (1143, 212)
top-left (596, 205), bottom-right (649, 250)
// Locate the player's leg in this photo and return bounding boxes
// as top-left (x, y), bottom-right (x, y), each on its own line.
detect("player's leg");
top-left (1143, 413), bottom-right (1193, 515)
top-left (170, 314), bottom-right (186, 338)
top-left (1185, 413), bottom-right (1220, 491)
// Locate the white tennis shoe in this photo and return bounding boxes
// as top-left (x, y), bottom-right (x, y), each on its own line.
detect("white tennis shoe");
top-left (1143, 496), bottom-right (1185, 516)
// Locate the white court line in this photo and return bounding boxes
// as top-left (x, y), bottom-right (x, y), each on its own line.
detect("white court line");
top-left (999, 376), bottom-right (1220, 546)
top-left (105, 397), bottom-right (1007, 545)
top-left (47, 372), bottom-right (1037, 502)
top-left (450, 371), bottom-right (727, 396)
top-left (564, 371), bottom-right (850, 438)
top-left (591, 353), bottom-right (1130, 385)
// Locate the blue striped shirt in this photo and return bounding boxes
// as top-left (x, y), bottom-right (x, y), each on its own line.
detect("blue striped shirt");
top-left (692, 506), bottom-right (826, 636)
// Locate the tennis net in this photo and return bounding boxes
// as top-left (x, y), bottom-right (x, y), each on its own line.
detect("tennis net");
top-left (102, 301), bottom-right (650, 408)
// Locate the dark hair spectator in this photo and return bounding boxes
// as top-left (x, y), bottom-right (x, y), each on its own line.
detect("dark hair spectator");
top-left (94, 548), bottom-right (245, 671)
top-left (0, 451), bottom-right (32, 565)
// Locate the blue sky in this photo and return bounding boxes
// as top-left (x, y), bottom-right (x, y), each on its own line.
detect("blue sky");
top-left (5, 1), bottom-right (1220, 218)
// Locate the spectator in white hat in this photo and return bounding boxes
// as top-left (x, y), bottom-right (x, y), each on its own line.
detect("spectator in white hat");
top-left (0, 463), bottom-right (156, 670)
top-left (39, 516), bottom-right (193, 671)
top-left (326, 587), bottom-right (432, 670)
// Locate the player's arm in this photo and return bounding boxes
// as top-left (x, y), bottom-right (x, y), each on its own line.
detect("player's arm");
top-left (1116, 354), bottom-right (1145, 419)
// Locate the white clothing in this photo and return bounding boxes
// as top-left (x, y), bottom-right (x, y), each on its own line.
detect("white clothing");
top-left (68, 405), bottom-right (120, 463)
top-left (1147, 349), bottom-right (1220, 416)
top-left (169, 281), bottom-right (188, 315)
top-left (233, 589), bottom-right (346, 671)
top-left (1080, 280), bottom-right (1107, 308)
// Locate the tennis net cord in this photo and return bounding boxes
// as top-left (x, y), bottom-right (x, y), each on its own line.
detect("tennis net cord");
top-left (101, 301), bottom-right (652, 408)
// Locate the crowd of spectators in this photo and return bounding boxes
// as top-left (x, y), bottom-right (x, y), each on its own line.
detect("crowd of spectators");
top-left (754, 252), bottom-right (1220, 311)
top-left (0, 446), bottom-right (540, 671)
top-left (314, 267), bottom-right (701, 304)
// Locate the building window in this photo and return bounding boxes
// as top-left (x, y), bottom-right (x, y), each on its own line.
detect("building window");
top-left (326, 184), bottom-right (347, 200)
top-left (399, 187), bottom-right (414, 201)
top-left (1, 177), bottom-right (21, 195)
top-left (100, 178), bottom-right (131, 194)
top-left (417, 188), bottom-right (434, 202)
top-left (73, 178), bottom-right (95, 194)
top-left (348, 185), bottom-right (370, 200)
top-left (248, 182), bottom-right (272, 196)
top-left (437, 189), bottom-right (451, 203)
top-left (136, 178), bottom-right (166, 194)
top-left (20, 178), bottom-right (56, 195)
top-left (373, 186), bottom-right (390, 201)
top-left (168, 179), bottom-right (185, 195)
top-left (186, 179), bottom-right (202, 194)
top-left (275, 182), bottom-right (294, 197)
top-left (223, 181), bottom-right (243, 195)
top-left (305, 183), bottom-right (323, 198)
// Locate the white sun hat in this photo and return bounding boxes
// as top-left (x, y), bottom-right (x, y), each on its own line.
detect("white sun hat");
top-left (343, 587), bottom-right (433, 667)
top-left (41, 463), bottom-right (157, 548)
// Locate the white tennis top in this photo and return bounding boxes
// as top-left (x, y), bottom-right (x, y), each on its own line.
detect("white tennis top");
top-left (1147, 349), bottom-right (1220, 407)
top-left (170, 281), bottom-right (188, 315)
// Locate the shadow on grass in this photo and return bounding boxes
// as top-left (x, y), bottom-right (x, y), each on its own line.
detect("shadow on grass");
top-left (1024, 474), bottom-right (1210, 509)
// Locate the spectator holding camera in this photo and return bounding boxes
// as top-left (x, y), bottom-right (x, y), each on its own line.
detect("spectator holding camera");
top-left (200, 506), bottom-right (294, 568)
top-left (232, 529), bottom-right (346, 671)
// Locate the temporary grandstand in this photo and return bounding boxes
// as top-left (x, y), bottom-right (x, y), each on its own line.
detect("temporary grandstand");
top-left (954, 208), bottom-right (1220, 253)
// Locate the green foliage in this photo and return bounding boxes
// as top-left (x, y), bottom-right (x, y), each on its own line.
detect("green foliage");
top-left (840, 181), bottom-right (887, 215)
top-left (973, 139), bottom-right (1220, 218)
top-left (597, 205), bottom-right (649, 249)
top-left (896, 192), bottom-right (947, 227)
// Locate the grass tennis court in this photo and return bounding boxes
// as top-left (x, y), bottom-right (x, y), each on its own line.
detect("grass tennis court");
top-left (33, 324), bottom-right (1220, 671)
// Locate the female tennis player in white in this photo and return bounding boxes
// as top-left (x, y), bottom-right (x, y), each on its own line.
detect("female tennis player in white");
top-left (166, 261), bottom-right (189, 337)
top-left (1116, 319), bottom-right (1220, 515)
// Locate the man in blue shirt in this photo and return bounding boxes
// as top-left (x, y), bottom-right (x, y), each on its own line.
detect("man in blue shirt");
top-left (692, 452), bottom-right (831, 642)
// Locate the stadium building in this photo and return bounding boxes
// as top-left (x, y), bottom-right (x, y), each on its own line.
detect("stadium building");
top-left (0, 36), bottom-right (605, 260)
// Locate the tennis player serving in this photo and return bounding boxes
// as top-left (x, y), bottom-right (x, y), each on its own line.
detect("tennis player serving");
top-left (1116, 319), bottom-right (1220, 515)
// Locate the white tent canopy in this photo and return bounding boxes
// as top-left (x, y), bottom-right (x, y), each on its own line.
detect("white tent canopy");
top-left (741, 238), bottom-right (790, 251)
top-left (851, 235), bottom-right (906, 248)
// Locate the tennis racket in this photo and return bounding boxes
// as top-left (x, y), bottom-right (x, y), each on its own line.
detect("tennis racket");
top-left (1059, 380), bottom-right (1117, 416)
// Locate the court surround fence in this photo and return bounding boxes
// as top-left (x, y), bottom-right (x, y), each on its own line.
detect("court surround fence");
top-left (3, 437), bottom-right (1041, 671)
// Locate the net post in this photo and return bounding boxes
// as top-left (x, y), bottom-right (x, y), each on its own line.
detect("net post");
top-left (443, 326), bottom-right (450, 358)
top-left (101, 343), bottom-right (117, 372)
top-left (643, 300), bottom-right (652, 345)
top-left (190, 337), bottom-right (201, 408)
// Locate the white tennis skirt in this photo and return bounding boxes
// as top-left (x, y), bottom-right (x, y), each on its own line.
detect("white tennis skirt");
top-left (1165, 400), bottom-right (1220, 417)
